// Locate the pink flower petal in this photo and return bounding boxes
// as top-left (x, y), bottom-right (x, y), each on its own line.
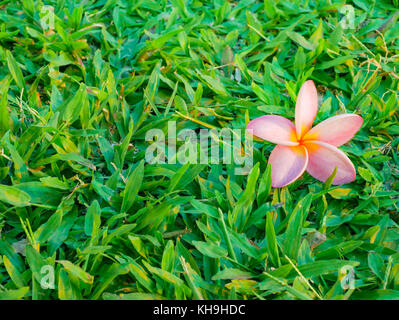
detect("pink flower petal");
top-left (295, 80), bottom-right (318, 139)
top-left (268, 145), bottom-right (308, 188)
top-left (247, 115), bottom-right (298, 146)
top-left (304, 141), bottom-right (356, 185)
top-left (303, 114), bottom-right (363, 147)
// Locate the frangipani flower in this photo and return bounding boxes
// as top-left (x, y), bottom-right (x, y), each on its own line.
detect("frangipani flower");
top-left (247, 80), bottom-right (363, 188)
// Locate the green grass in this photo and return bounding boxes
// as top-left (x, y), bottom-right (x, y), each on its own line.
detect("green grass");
top-left (0, 0), bottom-right (398, 300)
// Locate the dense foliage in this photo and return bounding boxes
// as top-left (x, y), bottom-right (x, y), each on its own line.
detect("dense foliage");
top-left (0, 0), bottom-right (398, 300)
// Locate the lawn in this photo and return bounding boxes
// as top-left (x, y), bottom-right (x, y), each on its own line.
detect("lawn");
top-left (0, 0), bottom-right (398, 300)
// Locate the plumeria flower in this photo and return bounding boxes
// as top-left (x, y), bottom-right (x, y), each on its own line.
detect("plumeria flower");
top-left (247, 80), bottom-right (363, 188)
